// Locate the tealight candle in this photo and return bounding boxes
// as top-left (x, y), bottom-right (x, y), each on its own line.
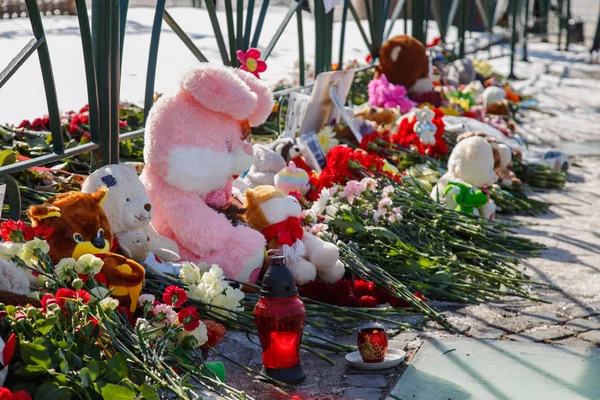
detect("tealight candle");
top-left (357, 327), bottom-right (388, 363)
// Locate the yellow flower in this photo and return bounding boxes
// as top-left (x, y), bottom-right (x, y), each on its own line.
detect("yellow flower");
top-left (316, 126), bottom-right (339, 154)
top-left (438, 106), bottom-right (460, 116)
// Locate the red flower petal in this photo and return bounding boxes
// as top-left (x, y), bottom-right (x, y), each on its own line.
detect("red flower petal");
top-left (246, 48), bottom-right (261, 59)
top-left (3, 333), bottom-right (17, 366)
top-left (163, 286), bottom-right (188, 308)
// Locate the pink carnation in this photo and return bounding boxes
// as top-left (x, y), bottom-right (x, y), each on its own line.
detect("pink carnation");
top-left (368, 74), bottom-right (417, 113)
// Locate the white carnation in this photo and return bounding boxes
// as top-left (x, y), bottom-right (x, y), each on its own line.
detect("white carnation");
top-left (99, 297), bottom-right (119, 310)
top-left (54, 258), bottom-right (77, 281)
top-left (21, 238), bottom-right (50, 262)
top-left (75, 254), bottom-right (104, 275)
top-left (138, 294), bottom-right (155, 306)
top-left (179, 262), bottom-right (201, 285)
top-left (0, 242), bottom-right (23, 260)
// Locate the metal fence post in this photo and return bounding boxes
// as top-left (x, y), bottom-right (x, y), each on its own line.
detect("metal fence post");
top-left (556, 0), bottom-right (563, 50)
top-left (411, 0), bottom-right (425, 44)
top-left (564, 0), bottom-right (571, 51)
top-left (509, 0), bottom-right (519, 79)
top-left (458, 0), bottom-right (467, 59)
top-left (522, 0), bottom-right (529, 61)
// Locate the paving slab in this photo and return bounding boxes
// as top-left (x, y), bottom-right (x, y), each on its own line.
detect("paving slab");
top-left (389, 337), bottom-right (600, 400)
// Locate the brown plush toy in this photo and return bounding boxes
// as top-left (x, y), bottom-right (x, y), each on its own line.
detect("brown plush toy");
top-left (0, 290), bottom-right (40, 308)
top-left (27, 188), bottom-right (145, 312)
top-left (486, 99), bottom-right (511, 118)
top-left (375, 35), bottom-right (430, 91)
top-left (354, 106), bottom-right (399, 126)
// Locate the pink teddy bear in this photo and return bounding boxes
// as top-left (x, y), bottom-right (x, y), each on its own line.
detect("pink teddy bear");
top-left (140, 64), bottom-right (274, 282)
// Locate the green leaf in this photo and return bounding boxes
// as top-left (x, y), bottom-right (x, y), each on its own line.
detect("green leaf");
top-left (204, 361), bottom-right (226, 381)
top-left (0, 149), bottom-right (16, 166)
top-left (35, 380), bottom-right (72, 400)
top-left (139, 384), bottom-right (159, 400)
top-left (36, 316), bottom-right (58, 335)
top-left (21, 340), bottom-right (52, 369)
top-left (364, 226), bottom-right (398, 241)
top-left (87, 359), bottom-right (100, 381)
top-left (100, 384), bottom-right (137, 400)
top-left (104, 354), bottom-right (129, 383)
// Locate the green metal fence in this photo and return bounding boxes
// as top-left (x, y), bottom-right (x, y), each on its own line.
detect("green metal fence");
top-left (0, 0), bottom-right (539, 221)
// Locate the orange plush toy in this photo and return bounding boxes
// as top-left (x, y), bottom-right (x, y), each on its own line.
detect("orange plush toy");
top-left (27, 188), bottom-right (145, 312)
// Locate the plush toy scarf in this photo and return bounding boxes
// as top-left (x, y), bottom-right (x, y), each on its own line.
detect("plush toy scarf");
top-left (444, 181), bottom-right (489, 215)
top-left (261, 217), bottom-right (306, 261)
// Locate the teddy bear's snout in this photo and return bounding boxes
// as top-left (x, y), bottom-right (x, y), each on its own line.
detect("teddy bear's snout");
top-left (144, 203), bottom-right (151, 212)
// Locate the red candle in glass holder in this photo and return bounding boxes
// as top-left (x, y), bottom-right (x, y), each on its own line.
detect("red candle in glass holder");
top-left (357, 327), bottom-right (388, 363)
top-left (254, 257), bottom-right (306, 384)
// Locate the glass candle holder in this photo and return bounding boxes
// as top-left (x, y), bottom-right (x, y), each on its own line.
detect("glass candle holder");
top-left (357, 327), bottom-right (388, 363)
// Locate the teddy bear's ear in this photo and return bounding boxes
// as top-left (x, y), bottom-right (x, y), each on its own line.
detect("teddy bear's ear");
top-left (243, 188), bottom-right (255, 207)
top-left (232, 69), bottom-right (275, 127)
top-left (27, 204), bottom-right (61, 223)
top-left (180, 64), bottom-right (258, 121)
top-left (90, 187), bottom-right (109, 207)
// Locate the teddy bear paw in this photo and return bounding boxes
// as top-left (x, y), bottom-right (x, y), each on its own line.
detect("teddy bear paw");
top-left (318, 260), bottom-right (346, 284)
top-left (289, 258), bottom-right (317, 286)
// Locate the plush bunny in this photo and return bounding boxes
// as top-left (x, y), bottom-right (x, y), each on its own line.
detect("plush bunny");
top-left (140, 64), bottom-right (274, 282)
top-left (82, 164), bottom-right (180, 263)
top-left (243, 185), bottom-right (345, 285)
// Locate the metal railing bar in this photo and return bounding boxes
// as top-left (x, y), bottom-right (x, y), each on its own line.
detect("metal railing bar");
top-left (250, 0), bottom-right (270, 48)
top-left (25, 0), bottom-right (64, 156)
top-left (94, 0), bottom-right (112, 165)
top-left (163, 10), bottom-right (209, 63)
top-left (243, 0), bottom-right (255, 50)
top-left (119, 128), bottom-right (145, 141)
top-left (0, 38), bottom-right (43, 90)
top-left (75, 0), bottom-right (101, 145)
top-left (236, 0), bottom-right (244, 54)
top-left (262, 0), bottom-right (302, 61)
top-left (0, 143), bottom-right (100, 176)
top-left (384, 0), bottom-right (406, 40)
top-left (337, 0), bottom-right (349, 69)
top-left (296, 4), bottom-right (305, 85)
top-left (144, 0), bottom-right (167, 120)
top-left (119, 0), bottom-right (129, 68)
top-left (348, 1), bottom-right (372, 51)
top-left (447, 0), bottom-right (460, 38)
top-left (0, 175), bottom-right (21, 221)
top-left (203, 0), bottom-right (231, 65)
top-left (473, 0), bottom-right (489, 31)
top-left (109, 0), bottom-right (121, 164)
top-left (224, 0), bottom-right (237, 65)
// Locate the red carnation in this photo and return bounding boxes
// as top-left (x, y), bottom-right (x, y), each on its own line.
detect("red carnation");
top-left (163, 285), bottom-right (188, 308)
top-left (41, 294), bottom-right (59, 313)
top-left (204, 319), bottom-right (226, 347)
top-left (0, 388), bottom-right (32, 400)
top-left (177, 306), bottom-right (200, 331)
top-left (352, 279), bottom-right (375, 298)
top-left (358, 295), bottom-right (378, 308)
top-left (87, 316), bottom-right (99, 328)
top-left (55, 288), bottom-right (90, 307)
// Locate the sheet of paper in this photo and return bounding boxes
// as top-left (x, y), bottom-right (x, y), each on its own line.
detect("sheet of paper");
top-left (323, 0), bottom-right (343, 13)
top-left (329, 84), bottom-right (363, 142)
top-left (283, 91), bottom-right (311, 138)
top-left (298, 131), bottom-right (326, 171)
top-left (300, 70), bottom-right (355, 136)
top-left (0, 184), bottom-right (5, 213)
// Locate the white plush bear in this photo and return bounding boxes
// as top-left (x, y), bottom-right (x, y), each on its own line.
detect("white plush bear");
top-left (481, 86), bottom-right (506, 109)
top-left (243, 185), bottom-right (345, 285)
top-left (413, 106), bottom-right (437, 145)
top-left (0, 258), bottom-right (31, 294)
top-left (431, 136), bottom-right (498, 220)
top-left (81, 164), bottom-right (180, 263)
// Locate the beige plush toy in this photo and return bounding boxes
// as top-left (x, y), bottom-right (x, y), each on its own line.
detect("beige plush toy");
top-left (431, 136), bottom-right (498, 220)
top-left (242, 185), bottom-right (345, 285)
top-left (81, 164), bottom-right (180, 263)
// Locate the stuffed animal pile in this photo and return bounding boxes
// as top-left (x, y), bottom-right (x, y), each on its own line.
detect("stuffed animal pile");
top-left (140, 64), bottom-right (274, 283)
top-left (27, 189), bottom-right (145, 311)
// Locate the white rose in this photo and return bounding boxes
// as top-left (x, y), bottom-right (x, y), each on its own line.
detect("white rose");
top-left (179, 262), bottom-right (201, 285)
top-left (54, 258), bottom-right (77, 281)
top-left (99, 297), bottom-right (119, 310)
top-left (75, 254), bottom-right (104, 275)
